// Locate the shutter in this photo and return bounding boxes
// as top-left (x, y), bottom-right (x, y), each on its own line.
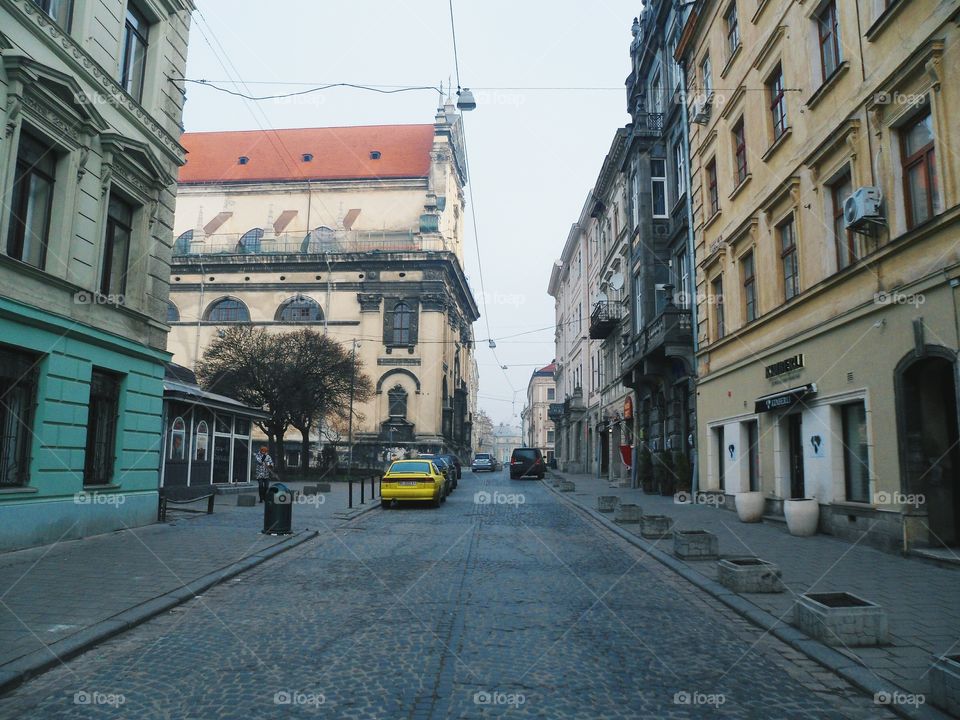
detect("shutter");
top-left (408, 301), bottom-right (419, 345)
top-left (383, 302), bottom-right (395, 346)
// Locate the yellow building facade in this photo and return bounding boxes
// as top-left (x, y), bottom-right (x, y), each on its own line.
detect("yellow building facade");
top-left (677, 0), bottom-right (960, 551)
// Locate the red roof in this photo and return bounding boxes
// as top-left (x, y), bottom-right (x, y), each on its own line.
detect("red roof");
top-left (535, 363), bottom-right (557, 376)
top-left (178, 124), bottom-right (435, 184)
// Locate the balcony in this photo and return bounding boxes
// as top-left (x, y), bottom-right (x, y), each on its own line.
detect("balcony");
top-left (633, 112), bottom-right (663, 138)
top-left (589, 301), bottom-right (622, 340)
top-left (621, 304), bottom-right (693, 367)
top-left (548, 403), bottom-right (565, 422)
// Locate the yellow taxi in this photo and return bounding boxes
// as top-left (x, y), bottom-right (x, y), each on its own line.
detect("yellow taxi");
top-left (380, 459), bottom-right (446, 508)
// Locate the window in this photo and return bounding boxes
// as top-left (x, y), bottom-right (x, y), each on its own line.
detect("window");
top-left (706, 159), bottom-right (719, 216)
top-left (206, 298), bottom-right (250, 323)
top-left (166, 302), bottom-right (179, 323)
top-left (816, 1), bottom-right (841, 83)
top-left (742, 251), bottom-right (757, 322)
top-left (174, 230), bottom-right (193, 255)
top-left (238, 227), bottom-right (263, 253)
top-left (302, 226), bottom-right (336, 253)
top-left (388, 385), bottom-right (408, 418)
top-left (651, 159), bottom-right (668, 218)
top-left (901, 110), bottom-right (939, 229)
top-left (715, 426), bottom-right (726, 491)
top-left (673, 142), bottom-right (685, 203)
top-left (32, 0), bottom-right (72, 29)
top-left (768, 65), bottom-right (787, 140)
top-left (732, 119), bottom-right (748, 185)
top-left (195, 421), bottom-right (209, 462)
top-left (83, 370), bottom-right (121, 485)
top-left (630, 170), bottom-right (640, 229)
top-left (277, 295), bottom-right (323, 323)
top-left (7, 132), bottom-right (55, 269)
top-left (650, 69), bottom-right (663, 113)
top-left (675, 251), bottom-right (690, 309)
top-left (392, 302), bottom-right (414, 345)
top-left (633, 271), bottom-right (643, 333)
top-left (168, 417), bottom-right (186, 460)
top-left (547, 388), bottom-right (555, 400)
top-left (779, 217), bottom-right (800, 301)
top-left (746, 420), bottom-right (759, 492)
top-left (547, 430), bottom-right (555, 443)
top-left (0, 348), bottom-right (39, 487)
top-left (701, 55), bottom-right (713, 98)
top-left (712, 276), bottom-right (725, 340)
top-left (842, 402), bottom-right (870, 503)
top-left (120, 4), bottom-right (149, 102)
top-left (101, 193), bottom-right (133, 297)
top-left (725, 2), bottom-right (740, 57)
top-left (830, 173), bottom-right (856, 269)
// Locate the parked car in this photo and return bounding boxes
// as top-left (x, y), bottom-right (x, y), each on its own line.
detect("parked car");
top-left (418, 454), bottom-right (456, 493)
top-left (442, 454), bottom-right (463, 480)
top-left (471, 453), bottom-right (495, 472)
top-left (381, 459), bottom-right (446, 508)
top-left (509, 448), bottom-right (545, 480)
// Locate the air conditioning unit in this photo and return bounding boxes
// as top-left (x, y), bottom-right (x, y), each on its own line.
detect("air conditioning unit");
top-left (692, 92), bottom-right (713, 124)
top-left (844, 186), bottom-right (885, 233)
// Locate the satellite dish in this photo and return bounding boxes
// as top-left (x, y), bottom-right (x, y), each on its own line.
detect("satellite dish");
top-left (610, 273), bottom-right (624, 291)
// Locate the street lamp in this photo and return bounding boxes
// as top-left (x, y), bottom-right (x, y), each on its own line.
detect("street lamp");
top-left (456, 87), bottom-right (477, 111)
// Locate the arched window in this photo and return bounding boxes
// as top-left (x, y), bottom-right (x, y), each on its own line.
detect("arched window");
top-left (238, 228), bottom-right (263, 254)
top-left (388, 385), bottom-right (408, 418)
top-left (276, 295), bottom-right (323, 323)
top-left (393, 302), bottom-right (413, 345)
top-left (169, 417), bottom-right (186, 460)
top-left (302, 226), bottom-right (336, 253)
top-left (195, 421), bottom-right (209, 461)
top-left (174, 230), bottom-right (193, 255)
top-left (166, 301), bottom-right (180, 323)
top-left (205, 298), bottom-right (250, 323)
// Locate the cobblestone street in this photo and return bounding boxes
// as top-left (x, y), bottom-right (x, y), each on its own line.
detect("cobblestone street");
top-left (0, 471), bottom-right (896, 719)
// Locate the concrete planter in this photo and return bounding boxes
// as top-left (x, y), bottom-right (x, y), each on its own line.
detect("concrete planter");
top-left (930, 654), bottom-right (960, 717)
top-left (673, 530), bottom-right (719, 560)
top-left (794, 592), bottom-right (889, 646)
top-left (597, 496), bottom-right (619, 513)
top-left (614, 503), bottom-right (641, 524)
top-left (560, 480), bottom-right (576, 492)
top-left (640, 515), bottom-right (673, 539)
top-left (717, 558), bottom-right (784, 593)
top-left (784, 498), bottom-right (819, 536)
top-left (735, 492), bottom-right (765, 523)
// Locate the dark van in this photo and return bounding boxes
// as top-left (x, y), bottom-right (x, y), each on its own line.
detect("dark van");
top-left (509, 448), bottom-right (544, 480)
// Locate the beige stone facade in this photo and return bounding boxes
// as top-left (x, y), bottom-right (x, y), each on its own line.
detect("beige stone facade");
top-left (521, 364), bottom-right (556, 461)
top-left (167, 107), bottom-right (479, 466)
top-left (678, 0), bottom-right (960, 551)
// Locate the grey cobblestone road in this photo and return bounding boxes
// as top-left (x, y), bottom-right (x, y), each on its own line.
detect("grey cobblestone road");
top-left (0, 471), bottom-right (895, 719)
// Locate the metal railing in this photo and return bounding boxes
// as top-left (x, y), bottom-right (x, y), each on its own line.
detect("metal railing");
top-left (173, 229), bottom-right (452, 257)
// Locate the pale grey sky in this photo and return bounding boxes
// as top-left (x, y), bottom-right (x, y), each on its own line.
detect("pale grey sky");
top-left (182, 0), bottom-right (635, 424)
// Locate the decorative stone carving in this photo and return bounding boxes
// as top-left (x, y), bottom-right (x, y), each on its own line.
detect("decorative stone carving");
top-left (420, 293), bottom-right (447, 312)
top-left (357, 293), bottom-right (383, 312)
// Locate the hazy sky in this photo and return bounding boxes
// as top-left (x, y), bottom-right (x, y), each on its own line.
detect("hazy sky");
top-left (182, 0), bottom-right (635, 424)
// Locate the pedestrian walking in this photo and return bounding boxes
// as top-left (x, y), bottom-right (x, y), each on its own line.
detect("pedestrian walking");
top-left (255, 446), bottom-right (274, 503)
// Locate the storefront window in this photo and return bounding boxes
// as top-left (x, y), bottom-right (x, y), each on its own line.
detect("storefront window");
top-left (842, 402), bottom-right (869, 502)
top-left (169, 417), bottom-right (186, 460)
top-left (195, 421), bottom-right (209, 462)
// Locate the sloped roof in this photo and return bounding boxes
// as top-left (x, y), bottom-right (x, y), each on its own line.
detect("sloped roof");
top-left (179, 124), bottom-right (435, 185)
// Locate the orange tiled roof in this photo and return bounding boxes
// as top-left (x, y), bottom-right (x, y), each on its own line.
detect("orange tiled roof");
top-left (178, 124), bottom-right (435, 184)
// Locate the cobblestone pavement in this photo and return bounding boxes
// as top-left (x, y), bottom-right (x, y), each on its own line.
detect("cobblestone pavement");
top-left (0, 471), bottom-right (897, 719)
top-left (0, 480), bottom-right (372, 669)
top-left (547, 470), bottom-right (960, 699)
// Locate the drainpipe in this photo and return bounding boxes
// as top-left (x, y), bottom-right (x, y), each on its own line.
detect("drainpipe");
top-left (194, 258), bottom-right (206, 370)
top-left (678, 59), bottom-right (701, 496)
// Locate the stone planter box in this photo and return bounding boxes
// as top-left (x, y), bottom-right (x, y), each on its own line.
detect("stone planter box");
top-left (597, 495), bottom-right (619, 513)
top-left (614, 503), bottom-right (642, 524)
top-left (794, 592), bottom-right (889, 646)
top-left (930, 654), bottom-right (960, 717)
top-left (717, 558), bottom-right (784, 593)
top-left (640, 515), bottom-right (673, 539)
top-left (316, 482), bottom-right (332, 493)
top-left (673, 530), bottom-right (719, 560)
top-left (560, 480), bottom-right (576, 492)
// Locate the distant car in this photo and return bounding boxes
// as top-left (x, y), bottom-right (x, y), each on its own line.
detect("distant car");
top-left (418, 455), bottom-right (455, 493)
top-left (381, 460), bottom-right (445, 508)
top-left (471, 453), bottom-right (494, 472)
top-left (510, 448), bottom-right (545, 480)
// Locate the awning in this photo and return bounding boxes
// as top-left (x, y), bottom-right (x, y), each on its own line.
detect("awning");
top-left (754, 384), bottom-right (817, 413)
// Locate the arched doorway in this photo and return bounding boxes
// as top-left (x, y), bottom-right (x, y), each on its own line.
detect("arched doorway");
top-left (897, 350), bottom-right (960, 546)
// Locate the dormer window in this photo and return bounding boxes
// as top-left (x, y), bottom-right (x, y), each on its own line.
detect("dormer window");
top-left (238, 156), bottom-right (249, 165)
top-left (370, 151), bottom-right (382, 160)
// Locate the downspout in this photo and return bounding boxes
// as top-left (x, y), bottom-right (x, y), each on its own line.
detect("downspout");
top-left (194, 258), bottom-right (206, 370)
top-left (678, 58), bottom-right (701, 496)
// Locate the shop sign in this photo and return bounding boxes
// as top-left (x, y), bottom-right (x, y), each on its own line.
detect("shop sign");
top-left (765, 354), bottom-right (804, 379)
top-left (755, 384), bottom-right (816, 413)
top-left (624, 396), bottom-right (633, 420)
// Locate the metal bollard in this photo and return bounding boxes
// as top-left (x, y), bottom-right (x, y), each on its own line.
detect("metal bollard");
top-left (360, 474), bottom-right (365, 504)
top-left (348, 475), bottom-right (353, 509)
top-left (370, 474), bottom-right (375, 498)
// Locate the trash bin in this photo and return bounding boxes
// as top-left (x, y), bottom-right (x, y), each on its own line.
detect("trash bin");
top-left (262, 483), bottom-right (293, 535)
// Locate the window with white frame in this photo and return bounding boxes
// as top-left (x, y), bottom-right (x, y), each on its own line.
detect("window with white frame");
top-left (120, 3), bottom-right (150, 102)
top-left (32, 0), bottom-right (72, 29)
top-left (701, 55), bottom-right (713, 99)
top-left (651, 159), bottom-right (668, 218)
top-left (673, 142), bottom-right (685, 204)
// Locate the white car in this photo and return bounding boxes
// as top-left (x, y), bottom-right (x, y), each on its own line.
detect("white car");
top-left (471, 453), bottom-right (494, 472)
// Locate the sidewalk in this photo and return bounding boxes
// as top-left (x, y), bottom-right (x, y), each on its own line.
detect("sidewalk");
top-left (0, 480), bottom-right (377, 693)
top-left (547, 471), bottom-right (959, 702)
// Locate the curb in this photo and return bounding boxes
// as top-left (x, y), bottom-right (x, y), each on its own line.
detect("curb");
top-left (0, 529), bottom-right (319, 698)
top-left (541, 478), bottom-right (949, 720)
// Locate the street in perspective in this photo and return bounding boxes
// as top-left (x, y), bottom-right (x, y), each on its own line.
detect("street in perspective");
top-left (0, 0), bottom-right (958, 718)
